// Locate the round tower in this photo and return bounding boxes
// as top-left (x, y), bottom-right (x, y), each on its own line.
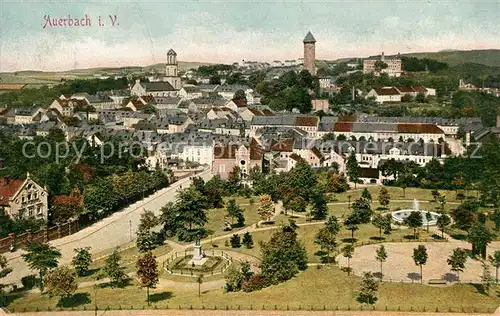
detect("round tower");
top-left (303, 31), bottom-right (316, 75)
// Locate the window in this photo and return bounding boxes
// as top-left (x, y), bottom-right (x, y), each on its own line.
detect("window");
top-left (29, 209), bottom-right (34, 217)
top-left (37, 206), bottom-right (42, 215)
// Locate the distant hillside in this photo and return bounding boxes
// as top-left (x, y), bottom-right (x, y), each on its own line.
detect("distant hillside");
top-left (401, 49), bottom-right (500, 67)
top-left (0, 61), bottom-right (213, 85)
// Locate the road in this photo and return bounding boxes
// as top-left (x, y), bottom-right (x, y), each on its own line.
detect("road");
top-left (3, 169), bottom-right (212, 285)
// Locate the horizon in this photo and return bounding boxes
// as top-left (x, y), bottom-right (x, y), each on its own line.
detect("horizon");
top-left (1, 1), bottom-right (499, 72)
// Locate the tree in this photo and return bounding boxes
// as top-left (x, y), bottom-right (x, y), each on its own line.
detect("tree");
top-left (415, 92), bottom-right (426, 103)
top-left (230, 234), bottom-right (241, 248)
top-left (447, 248), bottom-right (468, 282)
top-left (372, 214), bottom-right (386, 238)
top-left (175, 187), bottom-right (208, 231)
top-left (361, 188), bottom-right (372, 202)
top-left (136, 229), bottom-right (161, 253)
top-left (344, 215), bottom-right (360, 240)
top-left (257, 194), bottom-right (274, 223)
top-left (403, 211), bottom-right (423, 239)
top-left (138, 209), bottom-right (159, 231)
top-left (375, 245), bottom-right (388, 279)
top-left (196, 274), bottom-right (204, 297)
top-left (22, 242), bottom-right (62, 291)
top-left (374, 60), bottom-right (388, 71)
top-left (44, 266), bottom-right (77, 303)
top-left (378, 187), bottom-right (390, 208)
top-left (136, 252), bottom-right (159, 306)
top-left (412, 245), bottom-right (428, 284)
top-left (346, 151), bottom-right (360, 188)
top-left (325, 216), bottom-right (340, 235)
top-left (242, 232), bottom-right (254, 248)
top-left (102, 248), bottom-right (127, 287)
top-left (226, 199), bottom-right (244, 227)
top-left (233, 89), bottom-right (247, 103)
top-left (357, 272), bottom-right (379, 304)
top-left (425, 211), bottom-right (432, 233)
top-left (467, 222), bottom-right (494, 259)
top-left (314, 226), bottom-right (338, 263)
top-left (260, 223), bottom-right (308, 285)
top-left (436, 214), bottom-right (451, 238)
top-left (310, 188), bottom-right (328, 220)
top-left (72, 247), bottom-right (92, 277)
top-left (383, 214), bottom-right (392, 234)
top-left (480, 260), bottom-right (494, 295)
top-left (488, 250), bottom-right (500, 283)
top-left (431, 189), bottom-right (440, 202)
top-left (342, 244), bottom-right (354, 275)
top-left (0, 254), bottom-right (12, 304)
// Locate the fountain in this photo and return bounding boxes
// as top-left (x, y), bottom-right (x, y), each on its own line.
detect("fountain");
top-left (391, 199), bottom-right (443, 226)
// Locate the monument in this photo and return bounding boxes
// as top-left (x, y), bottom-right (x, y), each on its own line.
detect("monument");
top-left (189, 239), bottom-right (208, 266)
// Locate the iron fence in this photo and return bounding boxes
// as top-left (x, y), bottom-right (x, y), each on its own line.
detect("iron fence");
top-left (163, 249), bottom-right (233, 277)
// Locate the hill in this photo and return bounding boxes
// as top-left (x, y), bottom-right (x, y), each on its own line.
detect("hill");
top-left (401, 49), bottom-right (500, 67)
top-left (0, 61), bottom-right (213, 85)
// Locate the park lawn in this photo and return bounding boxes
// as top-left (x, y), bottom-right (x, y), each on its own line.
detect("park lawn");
top-left (7, 266), bottom-right (499, 313)
top-left (272, 213), bottom-right (317, 225)
top-left (340, 223), bottom-right (440, 246)
top-left (211, 223), bottom-right (324, 263)
top-left (333, 187), bottom-right (469, 204)
top-left (78, 243), bottom-right (172, 282)
top-left (205, 200), bottom-right (261, 238)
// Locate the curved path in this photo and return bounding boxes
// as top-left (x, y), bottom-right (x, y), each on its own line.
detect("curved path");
top-left (3, 168), bottom-right (212, 285)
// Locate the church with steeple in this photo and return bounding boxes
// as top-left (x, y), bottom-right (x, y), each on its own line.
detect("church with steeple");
top-left (164, 48), bottom-right (181, 90)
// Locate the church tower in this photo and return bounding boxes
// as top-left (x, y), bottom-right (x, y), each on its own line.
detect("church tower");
top-left (165, 48), bottom-right (181, 90)
top-left (303, 31), bottom-right (316, 75)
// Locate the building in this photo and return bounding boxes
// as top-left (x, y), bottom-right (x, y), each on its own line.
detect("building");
top-left (303, 31), bottom-right (316, 75)
top-left (363, 52), bottom-right (402, 77)
top-left (212, 138), bottom-right (264, 179)
top-left (131, 80), bottom-right (177, 97)
top-left (0, 173), bottom-right (48, 221)
top-left (164, 49), bottom-right (181, 90)
top-left (366, 87), bottom-right (402, 103)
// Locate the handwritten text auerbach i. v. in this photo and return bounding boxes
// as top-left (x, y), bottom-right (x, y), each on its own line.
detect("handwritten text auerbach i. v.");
top-left (42, 15), bottom-right (118, 29)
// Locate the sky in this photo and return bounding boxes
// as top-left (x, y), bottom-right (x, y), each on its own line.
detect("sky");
top-left (0, 0), bottom-right (499, 72)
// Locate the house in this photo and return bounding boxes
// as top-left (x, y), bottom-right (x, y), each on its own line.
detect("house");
top-left (5, 107), bottom-right (44, 125)
top-left (312, 99), bottom-right (329, 112)
top-left (178, 140), bottom-right (214, 167)
top-left (215, 84), bottom-right (253, 100)
top-left (166, 116), bottom-right (193, 134)
top-left (363, 52), bottom-right (402, 77)
top-left (206, 107), bottom-right (238, 120)
top-left (212, 138), bottom-right (264, 179)
top-left (0, 173), bottom-right (48, 221)
top-left (366, 87), bottom-right (402, 103)
top-left (179, 85), bottom-right (203, 99)
top-left (131, 80), bottom-right (177, 97)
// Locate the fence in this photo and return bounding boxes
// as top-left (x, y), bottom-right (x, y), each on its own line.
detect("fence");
top-left (163, 249), bottom-right (233, 277)
top-left (7, 303), bottom-right (497, 314)
top-left (0, 220), bottom-right (78, 253)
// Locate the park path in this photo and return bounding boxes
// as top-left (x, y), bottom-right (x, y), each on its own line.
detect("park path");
top-left (3, 168), bottom-right (212, 285)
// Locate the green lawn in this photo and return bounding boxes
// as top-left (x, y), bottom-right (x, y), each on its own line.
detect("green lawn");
top-left (333, 187), bottom-right (473, 204)
top-left (7, 266), bottom-right (499, 313)
top-left (78, 243), bottom-right (172, 282)
top-left (205, 198), bottom-right (261, 238)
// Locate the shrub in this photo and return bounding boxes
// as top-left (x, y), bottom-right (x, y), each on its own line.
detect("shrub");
top-left (230, 234), bottom-right (241, 248)
top-left (21, 274), bottom-right (38, 290)
top-left (242, 274), bottom-right (267, 292)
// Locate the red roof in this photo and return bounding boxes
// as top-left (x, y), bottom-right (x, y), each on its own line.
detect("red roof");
top-left (295, 116), bottom-right (319, 127)
top-left (334, 122), bottom-right (353, 132)
top-left (0, 178), bottom-right (24, 206)
top-left (397, 123), bottom-right (444, 134)
top-left (270, 138), bottom-right (294, 152)
top-left (231, 99), bottom-right (247, 107)
top-left (373, 87), bottom-right (400, 96)
top-left (140, 95), bottom-right (156, 104)
top-left (130, 99), bottom-right (145, 110)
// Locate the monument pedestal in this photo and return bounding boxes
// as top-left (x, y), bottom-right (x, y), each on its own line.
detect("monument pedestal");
top-left (189, 242), bottom-right (207, 266)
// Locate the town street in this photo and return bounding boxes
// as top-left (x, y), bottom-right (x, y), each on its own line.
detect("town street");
top-left (3, 169), bottom-right (212, 285)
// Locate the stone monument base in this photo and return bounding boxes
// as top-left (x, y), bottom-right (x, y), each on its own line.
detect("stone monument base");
top-left (189, 257), bottom-right (208, 266)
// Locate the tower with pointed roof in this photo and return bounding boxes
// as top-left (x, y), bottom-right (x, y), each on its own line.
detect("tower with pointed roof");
top-left (165, 48), bottom-right (181, 90)
top-left (303, 31), bottom-right (316, 75)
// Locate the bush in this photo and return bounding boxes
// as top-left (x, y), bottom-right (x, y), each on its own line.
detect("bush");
top-left (21, 274), bottom-right (38, 290)
top-left (242, 274), bottom-right (267, 292)
top-left (230, 234), bottom-right (241, 248)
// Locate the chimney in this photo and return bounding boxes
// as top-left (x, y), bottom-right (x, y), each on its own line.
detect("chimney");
top-left (497, 115), bottom-right (500, 128)
top-left (135, 79), bottom-right (140, 84)
top-left (465, 131), bottom-right (471, 147)
top-left (381, 52), bottom-right (385, 61)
